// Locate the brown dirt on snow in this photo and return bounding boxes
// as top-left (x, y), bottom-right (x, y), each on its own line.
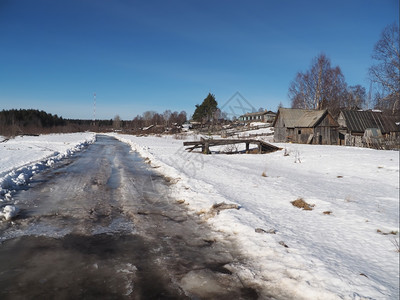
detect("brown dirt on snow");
top-left (291, 198), bottom-right (313, 211)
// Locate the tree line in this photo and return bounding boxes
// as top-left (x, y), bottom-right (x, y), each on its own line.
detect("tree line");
top-left (0, 93), bottom-right (226, 137)
top-left (289, 23), bottom-right (399, 115)
top-left (0, 108), bottom-right (189, 137)
top-left (128, 110), bottom-right (187, 131)
top-left (0, 109), bottom-right (68, 136)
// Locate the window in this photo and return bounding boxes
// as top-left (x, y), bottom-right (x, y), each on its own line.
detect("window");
top-left (298, 130), bottom-right (301, 134)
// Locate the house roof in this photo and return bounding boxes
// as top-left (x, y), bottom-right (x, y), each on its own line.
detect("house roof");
top-left (241, 110), bottom-right (276, 117)
top-left (340, 110), bottom-right (399, 134)
top-left (275, 108), bottom-right (330, 128)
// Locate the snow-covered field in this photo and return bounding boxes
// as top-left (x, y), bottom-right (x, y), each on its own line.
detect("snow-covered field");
top-left (112, 133), bottom-right (399, 300)
top-left (0, 133), bottom-right (96, 219)
top-left (0, 131), bottom-right (398, 298)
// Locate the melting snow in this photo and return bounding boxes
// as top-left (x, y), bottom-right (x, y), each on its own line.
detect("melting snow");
top-left (1, 131), bottom-right (398, 298)
top-left (112, 132), bottom-right (399, 300)
top-left (0, 132), bottom-right (96, 220)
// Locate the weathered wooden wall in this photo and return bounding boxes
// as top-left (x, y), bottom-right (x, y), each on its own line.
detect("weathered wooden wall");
top-left (273, 114), bottom-right (288, 142)
top-left (274, 113), bottom-right (338, 145)
top-left (313, 126), bottom-right (338, 145)
top-left (293, 128), bottom-right (313, 144)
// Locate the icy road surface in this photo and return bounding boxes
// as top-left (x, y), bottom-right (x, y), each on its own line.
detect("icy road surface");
top-left (0, 135), bottom-right (258, 299)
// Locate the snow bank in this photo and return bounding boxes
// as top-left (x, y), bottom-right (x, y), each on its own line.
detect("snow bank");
top-left (111, 133), bottom-right (399, 300)
top-left (0, 205), bottom-right (19, 221)
top-left (0, 133), bottom-right (96, 220)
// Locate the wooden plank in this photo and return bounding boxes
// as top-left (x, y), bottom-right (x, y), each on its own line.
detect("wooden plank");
top-left (183, 141), bottom-right (203, 146)
top-left (185, 146), bottom-right (200, 152)
top-left (204, 142), bottom-right (210, 154)
top-left (183, 139), bottom-right (281, 154)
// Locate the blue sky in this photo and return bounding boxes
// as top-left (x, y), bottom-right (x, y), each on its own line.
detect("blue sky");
top-left (0, 0), bottom-right (398, 120)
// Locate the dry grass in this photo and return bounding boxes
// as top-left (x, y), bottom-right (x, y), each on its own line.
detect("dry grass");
top-left (173, 133), bottom-right (186, 140)
top-left (164, 176), bottom-right (180, 184)
top-left (255, 228), bottom-right (277, 234)
top-left (247, 148), bottom-right (259, 154)
top-left (283, 148), bottom-right (290, 156)
top-left (377, 229), bottom-right (398, 235)
top-left (211, 202), bottom-right (240, 211)
top-left (291, 198), bottom-right (314, 211)
top-left (223, 144), bottom-right (239, 153)
top-left (390, 238), bottom-right (400, 253)
top-left (323, 211), bottom-right (332, 215)
top-left (197, 202), bottom-right (240, 219)
top-left (279, 241), bottom-right (289, 248)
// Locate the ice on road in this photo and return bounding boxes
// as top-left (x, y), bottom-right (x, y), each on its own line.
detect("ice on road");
top-left (0, 135), bottom-right (259, 299)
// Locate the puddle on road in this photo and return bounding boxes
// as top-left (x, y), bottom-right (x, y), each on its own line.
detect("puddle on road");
top-left (0, 233), bottom-right (185, 299)
top-left (0, 229), bottom-right (259, 299)
top-left (0, 136), bottom-right (261, 299)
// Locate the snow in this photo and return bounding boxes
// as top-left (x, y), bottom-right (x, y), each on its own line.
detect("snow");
top-left (0, 133), bottom-right (96, 219)
top-left (111, 132), bottom-right (399, 300)
top-left (249, 121), bottom-right (270, 127)
top-left (237, 126), bottom-right (274, 139)
top-left (0, 205), bottom-right (19, 221)
top-left (0, 131), bottom-right (398, 298)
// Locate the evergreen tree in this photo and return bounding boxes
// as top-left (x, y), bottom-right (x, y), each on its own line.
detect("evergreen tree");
top-left (192, 93), bottom-right (218, 123)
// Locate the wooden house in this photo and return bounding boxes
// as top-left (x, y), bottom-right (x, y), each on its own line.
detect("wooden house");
top-left (239, 110), bottom-right (276, 123)
top-left (273, 108), bottom-right (339, 145)
top-left (337, 110), bottom-right (400, 147)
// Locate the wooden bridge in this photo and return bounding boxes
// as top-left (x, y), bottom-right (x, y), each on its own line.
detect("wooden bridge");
top-left (183, 138), bottom-right (281, 154)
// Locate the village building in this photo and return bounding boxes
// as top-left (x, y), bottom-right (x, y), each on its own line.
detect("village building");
top-left (337, 110), bottom-right (400, 147)
top-left (273, 108), bottom-right (339, 145)
top-left (239, 110), bottom-right (276, 123)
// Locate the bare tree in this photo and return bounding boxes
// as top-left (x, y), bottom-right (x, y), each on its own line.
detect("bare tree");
top-left (369, 23), bottom-right (400, 113)
top-left (113, 115), bottom-right (121, 129)
top-left (324, 66), bottom-right (347, 113)
top-left (131, 115), bottom-right (143, 130)
top-left (151, 113), bottom-right (163, 125)
top-left (142, 111), bottom-right (156, 126)
top-left (289, 53), bottom-right (347, 112)
top-left (169, 111), bottom-right (179, 124)
top-left (163, 110), bottom-right (172, 127)
top-left (176, 111), bottom-right (187, 125)
top-left (213, 108), bottom-right (222, 123)
top-left (289, 72), bottom-right (309, 109)
top-left (343, 85), bottom-right (367, 109)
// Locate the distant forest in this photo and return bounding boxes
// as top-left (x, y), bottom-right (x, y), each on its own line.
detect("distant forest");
top-left (0, 109), bottom-right (107, 136)
top-left (0, 109), bottom-right (188, 137)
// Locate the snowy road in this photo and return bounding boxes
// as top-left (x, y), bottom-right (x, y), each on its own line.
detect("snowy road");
top-left (0, 135), bottom-right (258, 299)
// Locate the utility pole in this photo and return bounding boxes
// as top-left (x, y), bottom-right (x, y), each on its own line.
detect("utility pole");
top-left (92, 93), bottom-right (96, 127)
